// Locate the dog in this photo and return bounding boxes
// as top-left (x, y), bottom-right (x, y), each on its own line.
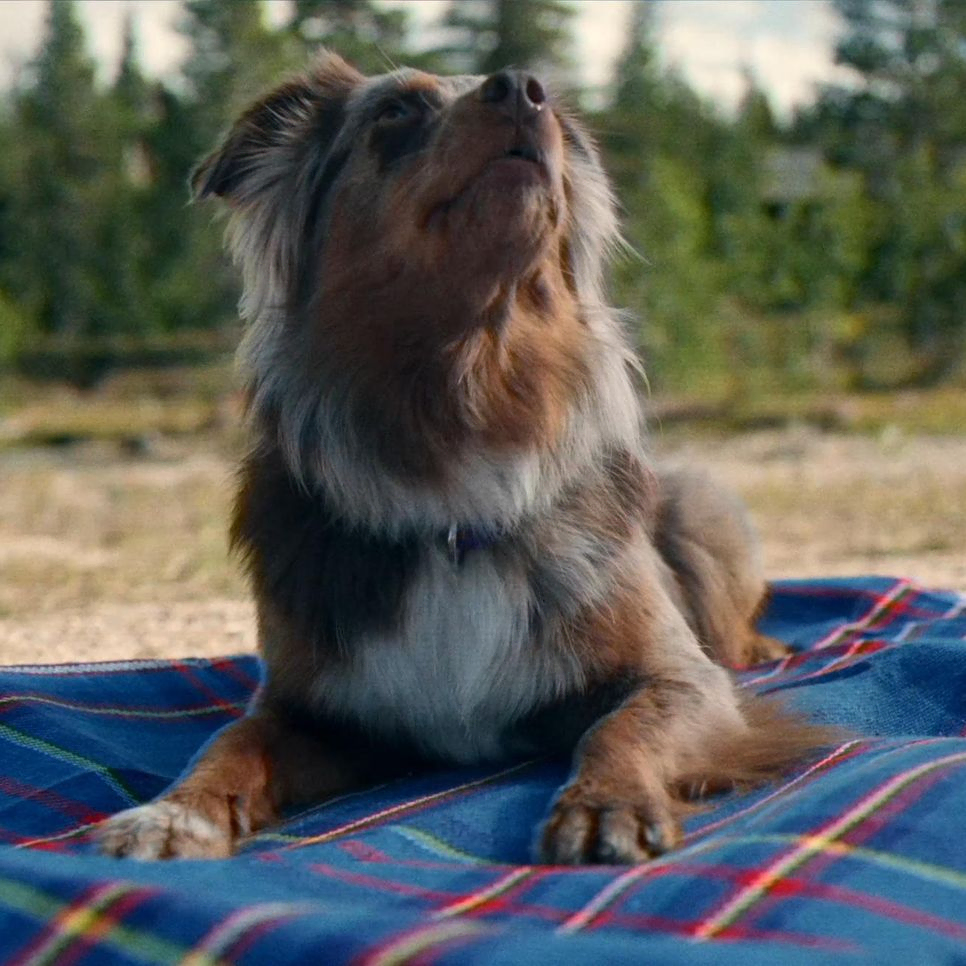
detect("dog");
top-left (96, 52), bottom-right (828, 864)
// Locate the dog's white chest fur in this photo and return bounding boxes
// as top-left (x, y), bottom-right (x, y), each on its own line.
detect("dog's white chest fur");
top-left (314, 548), bottom-right (576, 762)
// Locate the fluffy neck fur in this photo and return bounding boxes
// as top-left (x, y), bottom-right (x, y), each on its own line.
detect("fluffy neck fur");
top-left (239, 280), bottom-right (644, 537)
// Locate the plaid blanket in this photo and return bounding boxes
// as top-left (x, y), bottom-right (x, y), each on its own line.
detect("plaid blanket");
top-left (2, 577), bottom-right (966, 965)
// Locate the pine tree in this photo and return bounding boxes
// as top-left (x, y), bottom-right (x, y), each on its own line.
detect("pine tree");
top-left (736, 69), bottom-right (777, 142)
top-left (611, 2), bottom-right (661, 116)
top-left (90, 12), bottom-right (155, 337)
top-left (0, 110), bottom-right (32, 362)
top-left (115, 12), bottom-right (149, 125)
top-left (605, 0), bottom-right (663, 190)
top-left (179, 0), bottom-right (295, 140)
top-left (713, 71), bottom-right (776, 306)
top-left (819, 0), bottom-right (966, 378)
top-left (600, 1), bottom-right (728, 389)
top-left (138, 82), bottom-right (233, 333)
top-left (11, 0), bottom-right (101, 340)
top-left (164, 0), bottom-right (297, 334)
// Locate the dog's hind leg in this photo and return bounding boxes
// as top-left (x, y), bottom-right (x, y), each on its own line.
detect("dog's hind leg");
top-left (654, 466), bottom-right (790, 668)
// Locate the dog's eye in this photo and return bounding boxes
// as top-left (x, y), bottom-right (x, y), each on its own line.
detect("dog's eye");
top-left (376, 100), bottom-right (415, 123)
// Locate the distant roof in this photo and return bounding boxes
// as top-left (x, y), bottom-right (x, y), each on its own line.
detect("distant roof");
top-left (761, 147), bottom-right (825, 203)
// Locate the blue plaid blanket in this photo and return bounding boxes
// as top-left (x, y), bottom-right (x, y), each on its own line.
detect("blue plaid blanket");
top-left (2, 577), bottom-right (966, 964)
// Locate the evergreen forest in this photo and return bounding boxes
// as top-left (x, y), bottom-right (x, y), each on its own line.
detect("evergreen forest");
top-left (2, 0), bottom-right (965, 400)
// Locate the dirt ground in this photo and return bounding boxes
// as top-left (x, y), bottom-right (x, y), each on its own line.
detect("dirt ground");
top-left (1, 426), bottom-right (964, 666)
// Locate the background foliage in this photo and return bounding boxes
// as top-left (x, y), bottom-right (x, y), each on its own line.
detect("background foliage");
top-left (1, 0), bottom-right (964, 397)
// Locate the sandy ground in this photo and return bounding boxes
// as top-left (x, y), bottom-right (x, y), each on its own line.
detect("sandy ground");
top-left (1, 426), bottom-right (964, 665)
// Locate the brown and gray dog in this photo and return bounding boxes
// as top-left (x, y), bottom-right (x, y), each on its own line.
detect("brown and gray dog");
top-left (96, 52), bottom-right (828, 864)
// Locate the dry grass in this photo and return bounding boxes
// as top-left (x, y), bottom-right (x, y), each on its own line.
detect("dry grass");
top-left (0, 369), bottom-right (236, 448)
top-left (657, 426), bottom-right (966, 592)
top-left (0, 424), bottom-right (964, 665)
top-left (0, 439), bottom-right (244, 619)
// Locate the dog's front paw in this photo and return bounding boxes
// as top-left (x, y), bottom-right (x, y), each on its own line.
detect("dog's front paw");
top-left (95, 796), bottom-right (236, 860)
top-left (538, 783), bottom-right (680, 865)
top-left (744, 632), bottom-right (791, 665)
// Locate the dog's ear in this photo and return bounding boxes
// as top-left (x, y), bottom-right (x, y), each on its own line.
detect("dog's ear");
top-left (192, 51), bottom-right (365, 203)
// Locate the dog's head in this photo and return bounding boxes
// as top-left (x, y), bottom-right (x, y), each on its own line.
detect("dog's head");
top-left (196, 53), bottom-right (638, 529)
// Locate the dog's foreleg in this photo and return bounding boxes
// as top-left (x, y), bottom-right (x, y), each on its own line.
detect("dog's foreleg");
top-left (538, 671), bottom-right (735, 864)
top-left (538, 557), bottom-right (753, 865)
top-left (96, 709), bottom-right (360, 859)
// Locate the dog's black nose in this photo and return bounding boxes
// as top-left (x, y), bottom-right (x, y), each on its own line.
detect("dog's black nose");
top-left (479, 70), bottom-right (546, 120)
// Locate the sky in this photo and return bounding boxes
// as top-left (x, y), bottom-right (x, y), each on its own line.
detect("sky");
top-left (0, 0), bottom-right (851, 116)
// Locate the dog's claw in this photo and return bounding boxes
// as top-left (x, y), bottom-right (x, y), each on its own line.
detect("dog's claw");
top-left (538, 786), bottom-right (679, 865)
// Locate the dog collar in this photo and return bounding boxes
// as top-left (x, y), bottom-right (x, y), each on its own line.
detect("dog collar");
top-left (443, 523), bottom-right (498, 566)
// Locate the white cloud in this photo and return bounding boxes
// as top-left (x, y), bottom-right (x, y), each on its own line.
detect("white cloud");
top-left (0, 0), bottom-right (186, 87)
top-left (82, 1), bottom-right (184, 82)
top-left (658, 0), bottom-right (846, 115)
top-left (0, 0), bottom-right (46, 86)
top-left (571, 0), bottom-right (634, 91)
